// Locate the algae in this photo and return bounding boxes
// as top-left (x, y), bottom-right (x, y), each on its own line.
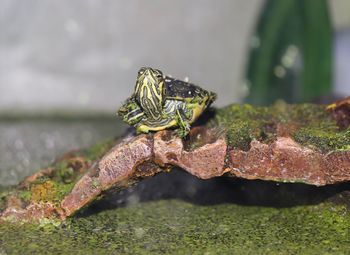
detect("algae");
top-left (0, 199), bottom-right (349, 255)
top-left (29, 180), bottom-right (75, 203)
top-left (0, 103), bottom-right (349, 254)
top-left (212, 102), bottom-right (349, 152)
top-left (0, 138), bottom-right (116, 209)
top-left (22, 138), bottom-right (116, 203)
top-left (212, 104), bottom-right (271, 149)
top-left (294, 128), bottom-right (350, 152)
top-left (3, 102), bottom-right (346, 210)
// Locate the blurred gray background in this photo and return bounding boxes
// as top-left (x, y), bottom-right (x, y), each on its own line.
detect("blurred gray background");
top-left (1, 0), bottom-right (350, 186)
top-left (0, 0), bottom-right (263, 113)
top-left (1, 0), bottom-right (350, 114)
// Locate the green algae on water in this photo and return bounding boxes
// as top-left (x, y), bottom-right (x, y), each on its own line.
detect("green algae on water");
top-left (0, 199), bottom-right (349, 255)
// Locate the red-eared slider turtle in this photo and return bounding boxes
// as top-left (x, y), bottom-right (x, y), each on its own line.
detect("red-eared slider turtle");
top-left (118, 67), bottom-right (216, 137)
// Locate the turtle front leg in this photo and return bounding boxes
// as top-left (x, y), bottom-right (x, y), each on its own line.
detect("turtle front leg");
top-left (175, 108), bottom-right (191, 138)
top-left (117, 97), bottom-right (145, 128)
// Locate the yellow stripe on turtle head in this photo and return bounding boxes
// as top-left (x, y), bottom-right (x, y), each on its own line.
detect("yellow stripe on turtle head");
top-left (134, 67), bottom-right (164, 119)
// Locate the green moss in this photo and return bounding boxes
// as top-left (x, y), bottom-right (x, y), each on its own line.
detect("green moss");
top-left (17, 190), bottom-right (32, 202)
top-left (294, 128), bottom-right (350, 152)
top-left (42, 139), bottom-right (116, 200)
top-left (0, 189), bottom-right (10, 211)
top-left (10, 174), bottom-right (76, 205)
top-left (212, 104), bottom-right (271, 149)
top-left (55, 161), bottom-right (75, 184)
top-left (54, 182), bottom-right (76, 201)
top-left (225, 121), bottom-right (254, 150)
top-left (212, 102), bottom-right (348, 152)
top-left (0, 199), bottom-right (349, 254)
top-left (287, 104), bottom-right (349, 152)
top-left (0, 138), bottom-right (116, 210)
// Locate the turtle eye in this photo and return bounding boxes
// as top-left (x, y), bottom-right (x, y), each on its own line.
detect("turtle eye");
top-left (138, 68), bottom-right (147, 75)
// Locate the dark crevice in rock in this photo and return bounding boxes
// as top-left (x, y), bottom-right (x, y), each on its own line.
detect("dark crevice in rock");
top-left (77, 169), bottom-right (350, 218)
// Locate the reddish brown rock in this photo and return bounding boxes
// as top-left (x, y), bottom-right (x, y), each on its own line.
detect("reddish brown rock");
top-left (324, 151), bottom-right (350, 183)
top-left (154, 128), bottom-right (228, 179)
top-left (1, 99), bottom-right (350, 222)
top-left (61, 128), bottom-right (228, 217)
top-left (228, 137), bottom-right (350, 186)
top-left (61, 134), bottom-right (154, 217)
top-left (1, 195), bottom-right (62, 222)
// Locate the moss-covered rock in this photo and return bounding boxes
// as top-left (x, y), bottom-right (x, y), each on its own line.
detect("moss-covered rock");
top-left (0, 138), bottom-right (116, 212)
top-left (212, 102), bottom-right (349, 152)
top-left (0, 101), bottom-right (350, 253)
top-left (0, 199), bottom-right (349, 254)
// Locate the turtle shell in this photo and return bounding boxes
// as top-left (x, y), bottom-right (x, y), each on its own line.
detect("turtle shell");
top-left (163, 76), bottom-right (211, 101)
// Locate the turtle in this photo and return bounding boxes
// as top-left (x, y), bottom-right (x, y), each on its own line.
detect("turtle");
top-left (117, 67), bottom-right (217, 137)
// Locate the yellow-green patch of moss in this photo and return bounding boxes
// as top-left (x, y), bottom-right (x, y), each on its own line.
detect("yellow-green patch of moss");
top-left (0, 139), bottom-right (115, 208)
top-left (22, 164), bottom-right (79, 204)
top-left (30, 180), bottom-right (57, 202)
top-left (0, 199), bottom-right (349, 254)
top-left (28, 180), bottom-right (75, 203)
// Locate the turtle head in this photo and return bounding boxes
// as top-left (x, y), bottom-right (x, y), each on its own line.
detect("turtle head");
top-left (134, 67), bottom-right (165, 119)
top-left (137, 67), bottom-right (164, 83)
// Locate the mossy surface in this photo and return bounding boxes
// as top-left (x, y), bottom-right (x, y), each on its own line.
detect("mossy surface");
top-left (212, 104), bottom-right (271, 150)
top-left (30, 138), bottom-right (115, 203)
top-left (0, 103), bottom-right (349, 254)
top-left (212, 102), bottom-right (349, 152)
top-left (0, 138), bottom-right (116, 209)
top-left (0, 199), bottom-right (349, 255)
